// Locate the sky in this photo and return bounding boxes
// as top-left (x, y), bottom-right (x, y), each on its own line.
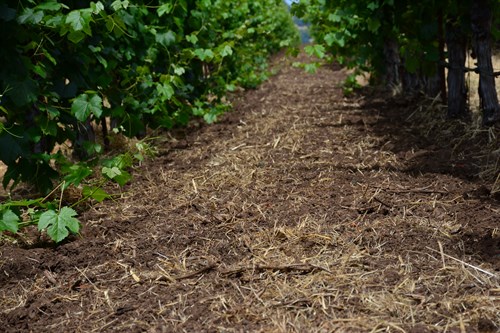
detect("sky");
top-left (284, 0), bottom-right (299, 5)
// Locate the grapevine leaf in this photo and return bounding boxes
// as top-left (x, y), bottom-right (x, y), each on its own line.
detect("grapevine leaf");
top-left (324, 33), bottom-right (335, 46)
top-left (304, 44), bottom-right (325, 59)
top-left (102, 166), bottom-right (121, 179)
top-left (304, 63), bottom-right (320, 74)
top-left (101, 153), bottom-right (133, 169)
top-left (204, 112), bottom-right (217, 124)
top-left (155, 30), bottom-right (176, 47)
top-left (194, 49), bottom-right (214, 61)
top-left (18, 8), bottom-right (44, 24)
top-left (158, 3), bottom-right (173, 17)
top-left (33, 64), bottom-right (47, 79)
top-left (0, 130), bottom-right (28, 164)
top-left (186, 34), bottom-right (198, 44)
top-left (334, 32), bottom-right (345, 47)
top-left (327, 13), bottom-right (341, 22)
top-left (68, 30), bottom-right (85, 43)
top-left (220, 45), bottom-right (233, 57)
top-left (37, 1), bottom-right (63, 11)
top-left (102, 167), bottom-right (131, 186)
top-left (89, 94), bottom-right (103, 118)
top-left (111, 0), bottom-right (129, 11)
top-left (42, 49), bottom-right (57, 65)
top-left (9, 78), bottom-right (38, 107)
top-left (71, 94), bottom-right (103, 121)
top-left (0, 209), bottom-right (20, 233)
top-left (63, 164), bottom-right (93, 187)
top-left (65, 9), bottom-right (92, 36)
top-left (156, 83), bottom-right (174, 100)
top-left (173, 66), bottom-right (185, 76)
top-left (90, 2), bottom-right (105, 14)
top-left (367, 18), bottom-right (381, 33)
top-left (40, 120), bottom-right (57, 136)
top-left (38, 207), bottom-right (80, 243)
top-left (82, 186), bottom-right (110, 202)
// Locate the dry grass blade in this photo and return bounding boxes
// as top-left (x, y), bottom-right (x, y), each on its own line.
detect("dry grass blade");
top-left (427, 246), bottom-right (498, 279)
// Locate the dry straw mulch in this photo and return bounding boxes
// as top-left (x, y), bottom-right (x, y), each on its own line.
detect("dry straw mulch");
top-left (1, 53), bottom-right (499, 332)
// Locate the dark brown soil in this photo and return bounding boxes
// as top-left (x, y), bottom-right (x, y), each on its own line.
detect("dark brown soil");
top-left (1, 53), bottom-right (499, 332)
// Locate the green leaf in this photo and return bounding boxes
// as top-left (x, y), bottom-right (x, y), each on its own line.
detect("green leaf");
top-left (18, 8), bottom-right (44, 24)
top-left (367, 2), bottom-right (378, 11)
top-left (33, 64), bottom-right (47, 79)
top-left (65, 9), bottom-right (92, 36)
top-left (173, 65), bottom-right (185, 76)
top-left (102, 166), bottom-right (121, 179)
top-left (90, 2), bottom-right (105, 14)
top-left (83, 141), bottom-right (102, 155)
top-left (155, 30), bottom-right (176, 47)
top-left (327, 13), bottom-right (341, 22)
top-left (0, 209), bottom-right (20, 233)
top-left (304, 63), bottom-right (320, 74)
top-left (40, 119), bottom-right (58, 136)
top-left (158, 3), bottom-right (173, 17)
top-left (186, 34), bottom-right (198, 44)
top-left (102, 166), bottom-right (130, 186)
top-left (38, 207), bottom-right (80, 243)
top-left (71, 93), bottom-right (103, 121)
top-left (111, 0), bottom-right (129, 11)
top-left (67, 30), bottom-right (84, 43)
top-left (367, 18), bottom-right (381, 33)
top-left (304, 44), bottom-right (325, 59)
top-left (63, 164), bottom-right (93, 187)
top-left (220, 45), bottom-right (233, 57)
top-left (156, 83), bottom-right (174, 100)
top-left (324, 33), bottom-right (335, 46)
top-left (112, 170), bottom-right (131, 186)
top-left (9, 78), bottom-right (38, 106)
top-left (42, 49), bottom-right (57, 65)
top-left (203, 112), bottom-right (217, 124)
top-left (37, 1), bottom-right (63, 11)
top-left (194, 49), bottom-right (214, 61)
top-left (333, 32), bottom-right (345, 47)
top-left (82, 186), bottom-right (110, 203)
top-left (0, 131), bottom-right (27, 165)
top-left (102, 154), bottom-right (133, 169)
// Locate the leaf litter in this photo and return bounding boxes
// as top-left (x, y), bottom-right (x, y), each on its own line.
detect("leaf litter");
top-left (1, 52), bottom-right (499, 332)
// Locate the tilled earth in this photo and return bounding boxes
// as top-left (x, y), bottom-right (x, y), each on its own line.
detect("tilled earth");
top-left (1, 54), bottom-right (499, 332)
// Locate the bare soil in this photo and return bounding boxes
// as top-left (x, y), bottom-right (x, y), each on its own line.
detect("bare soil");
top-left (1, 53), bottom-right (499, 332)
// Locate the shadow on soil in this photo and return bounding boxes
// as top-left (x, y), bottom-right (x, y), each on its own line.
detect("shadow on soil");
top-left (358, 90), bottom-right (498, 193)
top-left (351, 89), bottom-right (500, 269)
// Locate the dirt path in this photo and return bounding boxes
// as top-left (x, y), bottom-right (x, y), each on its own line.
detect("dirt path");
top-left (1, 55), bottom-right (499, 332)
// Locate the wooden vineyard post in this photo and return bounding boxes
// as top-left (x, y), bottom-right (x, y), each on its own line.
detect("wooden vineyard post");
top-left (470, 0), bottom-right (500, 125)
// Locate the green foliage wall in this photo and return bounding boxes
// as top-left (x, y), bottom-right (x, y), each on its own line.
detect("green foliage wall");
top-left (0, 0), bottom-right (299, 194)
top-left (292, 0), bottom-right (500, 81)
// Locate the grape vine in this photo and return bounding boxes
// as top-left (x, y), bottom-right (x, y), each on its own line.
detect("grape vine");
top-left (0, 0), bottom-right (299, 242)
top-left (292, 0), bottom-right (500, 122)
